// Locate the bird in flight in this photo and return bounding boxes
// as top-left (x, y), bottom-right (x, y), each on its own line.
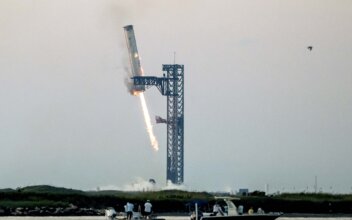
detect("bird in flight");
top-left (307, 46), bottom-right (313, 51)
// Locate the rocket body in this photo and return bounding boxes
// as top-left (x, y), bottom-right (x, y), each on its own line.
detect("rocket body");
top-left (123, 25), bottom-right (145, 94)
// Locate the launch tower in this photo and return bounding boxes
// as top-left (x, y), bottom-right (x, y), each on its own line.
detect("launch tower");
top-left (124, 25), bottom-right (184, 185)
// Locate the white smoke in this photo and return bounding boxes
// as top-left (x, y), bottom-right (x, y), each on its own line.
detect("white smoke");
top-left (123, 177), bottom-right (157, 191)
top-left (124, 76), bottom-right (134, 94)
top-left (99, 177), bottom-right (157, 191)
top-left (98, 178), bottom-right (187, 192)
top-left (223, 186), bottom-right (234, 195)
top-left (162, 180), bottom-right (187, 191)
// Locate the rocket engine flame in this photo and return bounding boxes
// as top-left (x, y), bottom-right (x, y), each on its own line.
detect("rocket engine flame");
top-left (138, 93), bottom-right (159, 151)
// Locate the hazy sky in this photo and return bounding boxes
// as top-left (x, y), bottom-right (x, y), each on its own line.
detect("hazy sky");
top-left (1, 0), bottom-right (352, 193)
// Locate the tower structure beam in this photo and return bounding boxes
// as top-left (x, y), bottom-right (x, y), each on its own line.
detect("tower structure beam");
top-left (132, 64), bottom-right (184, 185)
top-left (132, 76), bottom-right (177, 96)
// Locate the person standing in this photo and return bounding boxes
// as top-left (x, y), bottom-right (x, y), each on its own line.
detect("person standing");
top-left (212, 203), bottom-right (220, 216)
top-left (238, 205), bottom-right (244, 215)
top-left (126, 202), bottom-right (134, 220)
top-left (248, 207), bottom-right (254, 215)
top-left (138, 204), bottom-right (142, 215)
top-left (144, 200), bottom-right (153, 219)
top-left (257, 207), bottom-right (264, 214)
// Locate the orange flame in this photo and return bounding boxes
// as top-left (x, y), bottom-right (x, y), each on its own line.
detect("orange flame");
top-left (131, 90), bottom-right (140, 96)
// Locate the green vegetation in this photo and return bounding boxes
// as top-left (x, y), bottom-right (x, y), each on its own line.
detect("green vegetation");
top-left (277, 192), bottom-right (352, 201)
top-left (19, 185), bottom-right (84, 195)
top-left (0, 185), bottom-right (212, 213)
top-left (1, 185), bottom-right (352, 214)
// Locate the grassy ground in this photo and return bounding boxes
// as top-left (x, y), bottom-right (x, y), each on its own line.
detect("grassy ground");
top-left (1, 185), bottom-right (352, 214)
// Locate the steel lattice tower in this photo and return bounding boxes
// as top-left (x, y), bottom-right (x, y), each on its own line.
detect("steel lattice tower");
top-left (132, 64), bottom-right (184, 185)
top-left (164, 64), bottom-right (184, 184)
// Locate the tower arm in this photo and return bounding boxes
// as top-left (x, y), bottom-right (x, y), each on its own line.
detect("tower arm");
top-left (132, 76), bottom-right (178, 96)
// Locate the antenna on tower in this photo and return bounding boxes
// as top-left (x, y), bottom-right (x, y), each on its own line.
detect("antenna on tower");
top-left (314, 175), bottom-right (318, 193)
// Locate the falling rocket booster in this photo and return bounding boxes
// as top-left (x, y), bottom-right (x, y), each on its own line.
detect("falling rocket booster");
top-left (123, 25), bottom-right (145, 94)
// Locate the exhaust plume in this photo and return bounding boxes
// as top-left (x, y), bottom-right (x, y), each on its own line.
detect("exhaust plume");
top-left (138, 93), bottom-right (159, 151)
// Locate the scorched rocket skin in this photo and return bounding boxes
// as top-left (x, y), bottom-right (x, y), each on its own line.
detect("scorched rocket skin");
top-left (123, 25), bottom-right (145, 93)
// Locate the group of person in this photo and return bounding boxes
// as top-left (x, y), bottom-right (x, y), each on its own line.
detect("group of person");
top-left (244, 206), bottom-right (264, 215)
top-left (124, 200), bottom-right (153, 220)
top-left (212, 203), bottom-right (264, 216)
